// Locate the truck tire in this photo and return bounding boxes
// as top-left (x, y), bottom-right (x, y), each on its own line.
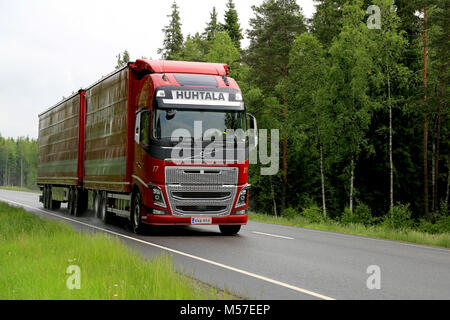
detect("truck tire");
top-left (43, 187), bottom-right (48, 209)
top-left (68, 187), bottom-right (75, 215)
top-left (100, 192), bottom-right (113, 224)
top-left (45, 186), bottom-right (53, 210)
top-left (73, 188), bottom-right (82, 217)
top-left (51, 200), bottom-right (61, 210)
top-left (93, 191), bottom-right (101, 218)
top-left (131, 191), bottom-right (145, 234)
top-left (219, 225), bottom-right (241, 236)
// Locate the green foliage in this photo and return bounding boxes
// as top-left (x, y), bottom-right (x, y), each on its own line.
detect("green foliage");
top-left (158, 1), bottom-right (184, 60)
top-left (341, 203), bottom-right (373, 226)
top-left (383, 204), bottom-right (413, 230)
top-left (115, 50), bottom-right (130, 69)
top-left (301, 203), bottom-right (325, 223)
top-left (249, 211), bottom-right (450, 248)
top-left (0, 202), bottom-right (223, 299)
top-left (246, 0), bottom-right (306, 94)
top-left (221, 0), bottom-right (242, 50)
top-left (204, 32), bottom-right (240, 74)
top-left (176, 33), bottom-right (207, 62)
top-left (311, 0), bottom-right (345, 48)
top-left (282, 207), bottom-right (299, 219)
top-left (0, 135), bottom-right (38, 189)
top-left (203, 7), bottom-right (221, 41)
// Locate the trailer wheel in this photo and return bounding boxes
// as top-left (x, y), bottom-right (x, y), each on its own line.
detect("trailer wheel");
top-left (43, 186), bottom-right (49, 209)
top-left (93, 191), bottom-right (101, 218)
top-left (100, 192), bottom-right (113, 224)
top-left (68, 187), bottom-right (75, 215)
top-left (131, 191), bottom-right (145, 234)
top-left (51, 200), bottom-right (61, 210)
top-left (73, 188), bottom-right (82, 217)
top-left (219, 225), bottom-right (241, 236)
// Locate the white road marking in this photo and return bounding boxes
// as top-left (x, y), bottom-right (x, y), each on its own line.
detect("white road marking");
top-left (0, 197), bottom-right (335, 300)
top-left (252, 231), bottom-right (294, 240)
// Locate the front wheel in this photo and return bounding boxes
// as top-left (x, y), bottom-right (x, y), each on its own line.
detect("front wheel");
top-left (131, 191), bottom-right (145, 234)
top-left (219, 225), bottom-right (241, 236)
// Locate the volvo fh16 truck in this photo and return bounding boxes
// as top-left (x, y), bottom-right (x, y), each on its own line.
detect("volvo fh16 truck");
top-left (37, 60), bottom-right (257, 235)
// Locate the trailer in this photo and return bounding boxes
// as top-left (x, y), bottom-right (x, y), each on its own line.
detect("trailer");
top-left (38, 60), bottom-right (257, 235)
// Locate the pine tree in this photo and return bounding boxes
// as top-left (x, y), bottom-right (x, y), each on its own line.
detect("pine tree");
top-left (203, 7), bottom-right (221, 41)
top-left (222, 0), bottom-right (243, 50)
top-left (115, 50), bottom-right (130, 69)
top-left (246, 0), bottom-right (306, 214)
top-left (311, 0), bottom-right (346, 49)
top-left (158, 1), bottom-right (184, 60)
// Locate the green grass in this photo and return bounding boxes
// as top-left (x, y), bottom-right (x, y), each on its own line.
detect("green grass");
top-left (0, 202), bottom-right (231, 300)
top-left (249, 212), bottom-right (450, 249)
top-left (0, 186), bottom-right (40, 193)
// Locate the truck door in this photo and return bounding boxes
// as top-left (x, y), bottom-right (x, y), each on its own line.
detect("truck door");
top-left (134, 109), bottom-right (151, 181)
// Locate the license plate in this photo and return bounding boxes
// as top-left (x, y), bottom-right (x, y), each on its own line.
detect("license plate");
top-left (191, 217), bottom-right (212, 225)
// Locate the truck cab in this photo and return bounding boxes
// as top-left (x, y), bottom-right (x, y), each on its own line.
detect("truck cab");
top-left (130, 60), bottom-right (257, 235)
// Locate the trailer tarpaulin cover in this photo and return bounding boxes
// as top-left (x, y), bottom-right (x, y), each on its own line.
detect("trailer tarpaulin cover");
top-left (37, 94), bottom-right (80, 186)
top-left (84, 68), bottom-right (129, 192)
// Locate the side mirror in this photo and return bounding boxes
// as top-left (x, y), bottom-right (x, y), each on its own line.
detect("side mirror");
top-left (247, 113), bottom-right (258, 151)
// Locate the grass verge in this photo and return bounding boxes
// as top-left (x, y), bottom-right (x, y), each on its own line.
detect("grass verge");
top-left (0, 186), bottom-right (40, 194)
top-left (249, 212), bottom-right (450, 249)
top-left (0, 201), bottom-right (232, 300)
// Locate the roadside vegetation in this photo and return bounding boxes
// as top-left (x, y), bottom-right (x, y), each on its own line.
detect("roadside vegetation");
top-left (249, 202), bottom-right (450, 248)
top-left (0, 202), bottom-right (231, 300)
top-left (0, 186), bottom-right (40, 193)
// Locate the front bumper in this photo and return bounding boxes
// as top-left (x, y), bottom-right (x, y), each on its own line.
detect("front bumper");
top-left (142, 213), bottom-right (248, 225)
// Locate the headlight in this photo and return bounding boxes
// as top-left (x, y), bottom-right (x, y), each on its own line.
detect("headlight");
top-left (235, 188), bottom-right (248, 208)
top-left (151, 185), bottom-right (167, 208)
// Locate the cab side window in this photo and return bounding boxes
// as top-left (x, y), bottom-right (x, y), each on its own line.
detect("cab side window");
top-left (140, 111), bottom-right (150, 146)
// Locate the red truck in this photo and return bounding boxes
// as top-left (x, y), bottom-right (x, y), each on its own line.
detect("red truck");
top-left (37, 60), bottom-right (257, 235)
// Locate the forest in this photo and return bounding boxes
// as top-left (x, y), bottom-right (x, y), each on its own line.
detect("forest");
top-left (1, 0), bottom-right (448, 229)
top-left (0, 136), bottom-right (38, 190)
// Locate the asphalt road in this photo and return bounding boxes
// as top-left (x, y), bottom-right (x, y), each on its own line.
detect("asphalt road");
top-left (1, 189), bottom-right (449, 300)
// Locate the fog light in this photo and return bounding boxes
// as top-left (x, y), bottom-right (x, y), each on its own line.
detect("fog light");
top-left (153, 209), bottom-right (169, 215)
top-left (233, 209), bottom-right (248, 215)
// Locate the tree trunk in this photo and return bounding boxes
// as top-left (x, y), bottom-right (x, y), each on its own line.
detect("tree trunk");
top-left (432, 140), bottom-right (436, 212)
top-left (281, 63), bottom-right (288, 214)
top-left (270, 176), bottom-right (277, 218)
top-left (423, 7), bottom-right (429, 220)
top-left (350, 157), bottom-right (355, 213)
top-left (445, 153), bottom-right (450, 208)
top-left (5, 149), bottom-right (8, 186)
top-left (20, 158), bottom-right (23, 188)
top-left (320, 142), bottom-right (327, 219)
top-left (317, 126), bottom-right (327, 219)
top-left (434, 76), bottom-right (443, 212)
top-left (387, 64), bottom-right (394, 210)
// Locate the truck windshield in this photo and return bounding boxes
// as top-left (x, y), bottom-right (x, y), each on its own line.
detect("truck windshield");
top-left (153, 108), bottom-right (246, 140)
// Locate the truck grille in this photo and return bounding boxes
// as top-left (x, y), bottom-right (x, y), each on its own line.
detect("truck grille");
top-left (165, 167), bottom-right (238, 217)
top-left (166, 166), bottom-right (238, 185)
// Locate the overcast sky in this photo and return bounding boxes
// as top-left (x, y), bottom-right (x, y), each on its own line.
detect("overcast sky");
top-left (0, 0), bottom-right (316, 139)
